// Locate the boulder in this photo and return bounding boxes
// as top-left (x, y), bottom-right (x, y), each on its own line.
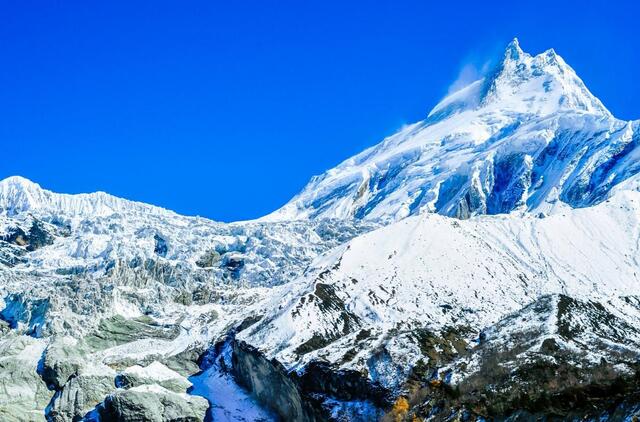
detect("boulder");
top-left (40, 337), bottom-right (87, 389)
top-left (47, 375), bottom-right (114, 422)
top-left (100, 385), bottom-right (208, 422)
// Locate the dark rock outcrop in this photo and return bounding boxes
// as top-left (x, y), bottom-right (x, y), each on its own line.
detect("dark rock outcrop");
top-left (230, 339), bottom-right (390, 421)
top-left (231, 340), bottom-right (316, 421)
top-left (0, 220), bottom-right (54, 252)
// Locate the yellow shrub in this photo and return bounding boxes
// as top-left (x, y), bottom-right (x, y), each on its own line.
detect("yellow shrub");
top-left (391, 397), bottom-right (410, 421)
top-left (392, 397), bottom-right (409, 413)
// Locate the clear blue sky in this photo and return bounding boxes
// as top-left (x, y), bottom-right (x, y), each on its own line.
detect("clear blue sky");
top-left (1, 1), bottom-right (638, 221)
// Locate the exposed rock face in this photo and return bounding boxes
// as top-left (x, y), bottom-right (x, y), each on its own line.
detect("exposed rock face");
top-left (0, 219), bottom-right (54, 252)
top-left (37, 337), bottom-right (117, 421)
top-left (231, 340), bottom-right (316, 421)
top-left (42, 353), bottom-right (206, 422)
top-left (84, 315), bottom-right (181, 351)
top-left (40, 338), bottom-right (87, 389)
top-left (292, 361), bottom-right (391, 410)
top-left (24, 220), bottom-right (55, 251)
top-left (231, 339), bottom-right (387, 421)
top-left (47, 375), bottom-right (114, 422)
top-left (194, 249), bottom-right (221, 268)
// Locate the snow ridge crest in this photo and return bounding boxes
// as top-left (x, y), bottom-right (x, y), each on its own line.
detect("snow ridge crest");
top-left (0, 175), bottom-right (176, 218)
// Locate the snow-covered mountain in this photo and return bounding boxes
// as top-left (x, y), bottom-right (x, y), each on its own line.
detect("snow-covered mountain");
top-left (1, 39), bottom-right (639, 422)
top-left (243, 189), bottom-right (640, 377)
top-left (265, 39), bottom-right (640, 223)
top-left (241, 189), bottom-right (640, 419)
top-left (0, 177), bottom-right (375, 421)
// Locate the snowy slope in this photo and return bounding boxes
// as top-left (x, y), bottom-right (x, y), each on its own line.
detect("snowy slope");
top-left (265, 39), bottom-right (640, 223)
top-left (240, 189), bottom-right (640, 389)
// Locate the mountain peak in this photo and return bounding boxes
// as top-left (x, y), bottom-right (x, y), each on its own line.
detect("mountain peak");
top-left (0, 176), bottom-right (46, 216)
top-left (428, 39), bottom-right (610, 120)
top-left (504, 37), bottom-right (524, 61)
top-left (265, 40), bottom-right (633, 224)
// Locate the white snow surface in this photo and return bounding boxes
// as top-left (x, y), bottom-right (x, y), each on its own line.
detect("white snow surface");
top-left (239, 190), bottom-right (640, 387)
top-left (123, 361), bottom-right (188, 384)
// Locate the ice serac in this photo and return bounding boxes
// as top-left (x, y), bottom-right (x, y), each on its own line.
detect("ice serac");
top-left (265, 38), bottom-right (638, 223)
